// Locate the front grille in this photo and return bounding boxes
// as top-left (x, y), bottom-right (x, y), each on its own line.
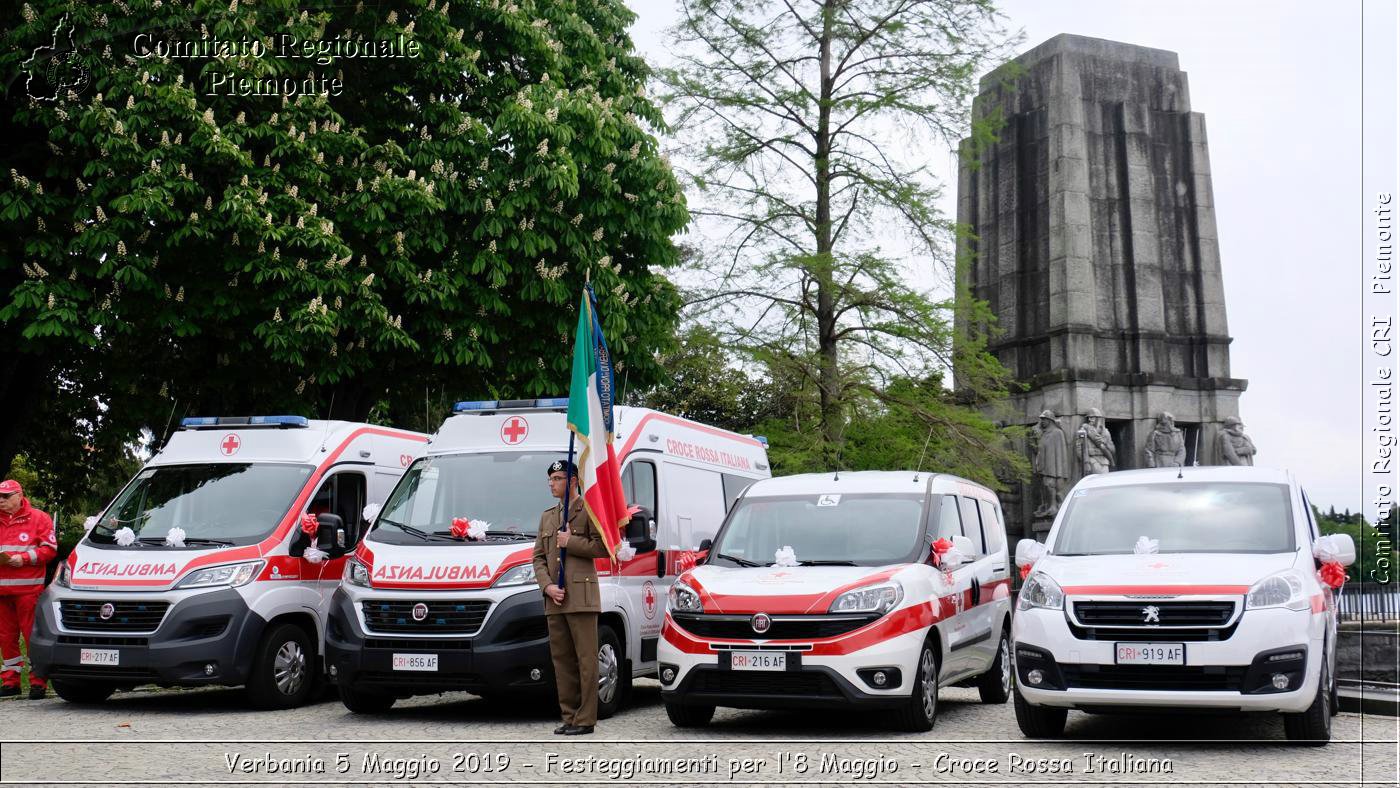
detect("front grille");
top-left (1073, 601), bottom-right (1235, 627)
top-left (1061, 664), bottom-right (1247, 692)
top-left (1069, 623), bottom-right (1239, 642)
top-left (364, 638), bottom-right (472, 651)
top-left (361, 600), bottom-right (491, 634)
top-left (672, 613), bottom-right (878, 640)
top-left (691, 670), bottom-right (842, 698)
top-left (356, 670), bottom-right (481, 689)
top-left (48, 665), bottom-right (161, 682)
top-left (60, 600), bottom-right (169, 632)
top-left (56, 635), bottom-right (149, 647)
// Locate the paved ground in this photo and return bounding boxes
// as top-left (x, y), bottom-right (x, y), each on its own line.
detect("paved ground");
top-left (0, 681), bottom-right (1396, 786)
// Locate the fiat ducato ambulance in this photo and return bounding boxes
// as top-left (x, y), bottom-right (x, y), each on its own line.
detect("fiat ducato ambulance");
top-left (28, 416), bottom-right (428, 708)
top-left (1011, 466), bottom-right (1355, 744)
top-left (658, 471), bottom-right (1014, 731)
top-left (324, 398), bottom-right (770, 716)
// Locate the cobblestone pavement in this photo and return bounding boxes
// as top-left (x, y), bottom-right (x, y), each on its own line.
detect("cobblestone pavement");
top-left (0, 681), bottom-right (1395, 786)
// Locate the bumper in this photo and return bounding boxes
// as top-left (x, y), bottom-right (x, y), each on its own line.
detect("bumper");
top-left (1012, 605), bottom-right (1322, 713)
top-left (325, 587), bottom-right (554, 697)
top-left (29, 588), bottom-right (265, 688)
top-left (657, 614), bottom-right (920, 711)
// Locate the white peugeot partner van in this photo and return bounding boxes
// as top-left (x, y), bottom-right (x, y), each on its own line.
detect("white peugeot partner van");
top-left (658, 471), bottom-right (1014, 731)
top-left (29, 416), bottom-right (428, 708)
top-left (324, 398), bottom-right (770, 716)
top-left (1011, 466), bottom-right (1355, 744)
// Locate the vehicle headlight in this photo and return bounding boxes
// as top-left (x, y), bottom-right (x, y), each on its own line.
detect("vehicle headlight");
top-left (493, 563), bottom-right (536, 588)
top-left (55, 562), bottom-right (71, 589)
top-left (829, 582), bottom-right (903, 615)
top-left (1017, 572), bottom-right (1064, 611)
top-left (343, 557), bottom-right (371, 588)
top-left (1247, 571), bottom-right (1309, 611)
top-left (668, 580), bottom-right (703, 613)
top-left (174, 560), bottom-right (263, 590)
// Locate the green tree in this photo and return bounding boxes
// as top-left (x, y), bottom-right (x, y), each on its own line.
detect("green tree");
top-left (658, 0), bottom-right (1021, 471)
top-left (1, 0), bottom-right (688, 480)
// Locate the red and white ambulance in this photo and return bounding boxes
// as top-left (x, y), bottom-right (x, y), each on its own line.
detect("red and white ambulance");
top-left (323, 398), bottom-right (770, 715)
top-left (658, 471), bottom-right (1013, 731)
top-left (29, 416), bottom-right (427, 708)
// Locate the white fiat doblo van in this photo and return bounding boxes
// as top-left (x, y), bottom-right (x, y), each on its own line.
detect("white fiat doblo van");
top-left (324, 398), bottom-right (769, 716)
top-left (29, 416), bottom-right (428, 708)
top-left (658, 471), bottom-right (1014, 731)
top-left (1012, 466), bottom-right (1355, 744)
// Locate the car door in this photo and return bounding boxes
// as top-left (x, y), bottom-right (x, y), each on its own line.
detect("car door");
top-left (930, 494), bottom-right (981, 678)
top-left (951, 495), bottom-right (998, 673)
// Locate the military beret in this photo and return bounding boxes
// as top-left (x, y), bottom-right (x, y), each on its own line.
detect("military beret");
top-left (547, 459), bottom-right (577, 477)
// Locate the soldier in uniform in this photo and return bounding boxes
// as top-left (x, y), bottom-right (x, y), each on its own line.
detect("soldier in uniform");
top-left (532, 459), bottom-right (608, 735)
top-left (1076, 408), bottom-right (1116, 475)
top-left (1216, 416), bottom-right (1258, 466)
top-left (1032, 410), bottom-right (1070, 517)
top-left (1143, 412), bottom-right (1186, 468)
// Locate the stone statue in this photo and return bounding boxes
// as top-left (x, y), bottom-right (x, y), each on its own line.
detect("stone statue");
top-left (1033, 410), bottom-right (1070, 517)
top-left (1143, 411), bottom-right (1186, 468)
top-left (1216, 416), bottom-right (1257, 466)
top-left (1076, 407), bottom-right (1115, 475)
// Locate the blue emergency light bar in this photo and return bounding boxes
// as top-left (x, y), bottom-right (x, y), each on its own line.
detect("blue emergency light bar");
top-left (752, 435), bottom-right (769, 448)
top-left (180, 415), bottom-right (310, 429)
top-left (452, 397), bottom-right (570, 414)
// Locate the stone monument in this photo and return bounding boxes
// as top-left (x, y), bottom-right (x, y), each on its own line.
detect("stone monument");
top-left (954, 35), bottom-right (1249, 539)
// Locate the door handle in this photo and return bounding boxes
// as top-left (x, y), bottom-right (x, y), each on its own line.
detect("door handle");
top-left (970, 577), bottom-right (981, 605)
top-left (991, 565), bottom-right (1006, 574)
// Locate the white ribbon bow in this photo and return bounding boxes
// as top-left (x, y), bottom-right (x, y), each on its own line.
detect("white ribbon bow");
top-left (466, 519), bottom-right (489, 540)
top-left (164, 527), bottom-right (186, 548)
top-left (615, 543), bottom-right (637, 562)
top-left (114, 527), bottom-right (136, 546)
top-left (774, 546), bottom-right (799, 567)
top-left (362, 503), bottom-right (382, 522)
top-left (1133, 535), bottom-right (1159, 555)
top-left (303, 546), bottom-right (329, 564)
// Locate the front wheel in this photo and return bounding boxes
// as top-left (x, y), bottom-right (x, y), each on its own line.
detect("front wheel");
top-left (50, 679), bottom-right (115, 705)
top-left (1283, 658), bottom-right (1332, 745)
top-left (893, 640), bottom-right (939, 732)
top-left (596, 625), bottom-right (628, 720)
top-left (977, 629), bottom-right (1012, 704)
top-left (1014, 689), bottom-right (1067, 738)
top-left (246, 622), bottom-right (316, 710)
top-left (665, 701), bottom-right (715, 727)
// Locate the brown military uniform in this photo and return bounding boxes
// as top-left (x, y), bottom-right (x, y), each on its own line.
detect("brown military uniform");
top-left (532, 497), bottom-right (609, 727)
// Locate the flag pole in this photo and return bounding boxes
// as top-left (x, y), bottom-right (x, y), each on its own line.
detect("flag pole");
top-left (558, 432), bottom-right (575, 588)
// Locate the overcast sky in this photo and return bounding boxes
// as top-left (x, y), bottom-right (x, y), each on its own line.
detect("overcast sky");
top-left (625, 0), bottom-right (1384, 513)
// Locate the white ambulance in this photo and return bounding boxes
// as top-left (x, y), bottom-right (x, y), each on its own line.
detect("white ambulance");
top-left (324, 398), bottom-right (770, 716)
top-left (658, 471), bottom-right (1014, 731)
top-left (29, 416), bottom-right (428, 708)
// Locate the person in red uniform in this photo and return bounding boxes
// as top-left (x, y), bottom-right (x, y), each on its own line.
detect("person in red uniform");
top-left (0, 479), bottom-right (57, 699)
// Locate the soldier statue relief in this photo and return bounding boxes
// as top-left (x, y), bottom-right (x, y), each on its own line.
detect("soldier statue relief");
top-left (1033, 410), bottom-right (1069, 517)
top-left (1076, 408), bottom-right (1115, 475)
top-left (1216, 416), bottom-right (1257, 466)
top-left (1143, 411), bottom-right (1186, 468)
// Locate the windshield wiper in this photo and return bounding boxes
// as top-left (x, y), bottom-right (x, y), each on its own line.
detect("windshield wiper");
top-left (716, 553), bottom-right (761, 567)
top-left (800, 560), bottom-right (857, 566)
top-left (378, 518), bottom-right (430, 541)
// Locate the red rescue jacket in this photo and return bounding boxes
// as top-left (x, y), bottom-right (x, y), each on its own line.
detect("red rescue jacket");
top-left (0, 498), bottom-right (57, 595)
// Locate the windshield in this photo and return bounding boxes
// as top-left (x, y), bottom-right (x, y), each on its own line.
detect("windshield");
top-left (371, 452), bottom-right (557, 544)
top-left (1052, 482), bottom-right (1296, 555)
top-left (710, 494), bottom-right (926, 567)
top-left (90, 463), bottom-right (313, 547)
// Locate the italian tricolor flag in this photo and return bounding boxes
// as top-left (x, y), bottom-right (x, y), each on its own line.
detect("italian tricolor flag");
top-left (566, 286), bottom-right (628, 561)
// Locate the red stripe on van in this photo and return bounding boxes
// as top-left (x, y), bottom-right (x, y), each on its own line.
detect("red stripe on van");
top-left (1060, 584), bottom-right (1250, 596)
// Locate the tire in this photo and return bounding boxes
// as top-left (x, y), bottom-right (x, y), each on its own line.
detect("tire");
top-left (977, 629), bottom-right (1013, 704)
top-left (665, 701), bottom-right (715, 727)
top-left (50, 679), bottom-right (115, 705)
top-left (1283, 657), bottom-right (1332, 745)
top-left (893, 640), bottom-right (939, 732)
top-left (596, 625), bottom-right (626, 720)
top-left (246, 622), bottom-right (316, 710)
top-left (338, 683), bottom-right (396, 714)
top-left (1014, 688), bottom-right (1067, 738)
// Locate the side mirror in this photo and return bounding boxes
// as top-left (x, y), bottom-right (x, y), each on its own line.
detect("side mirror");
top-left (1015, 538), bottom-right (1047, 568)
top-left (698, 538), bottom-right (713, 553)
top-left (1314, 533), bottom-right (1356, 567)
top-left (625, 506), bottom-right (657, 554)
top-left (292, 513), bottom-right (346, 558)
top-left (950, 534), bottom-right (978, 562)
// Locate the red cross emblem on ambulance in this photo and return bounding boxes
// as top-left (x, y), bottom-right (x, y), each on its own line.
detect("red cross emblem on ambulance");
top-left (642, 581), bottom-right (657, 619)
top-left (500, 416), bottom-right (529, 445)
top-left (220, 434), bottom-right (241, 456)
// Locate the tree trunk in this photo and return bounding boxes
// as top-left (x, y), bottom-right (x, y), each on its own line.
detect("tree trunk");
top-left (814, 0), bottom-right (843, 464)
